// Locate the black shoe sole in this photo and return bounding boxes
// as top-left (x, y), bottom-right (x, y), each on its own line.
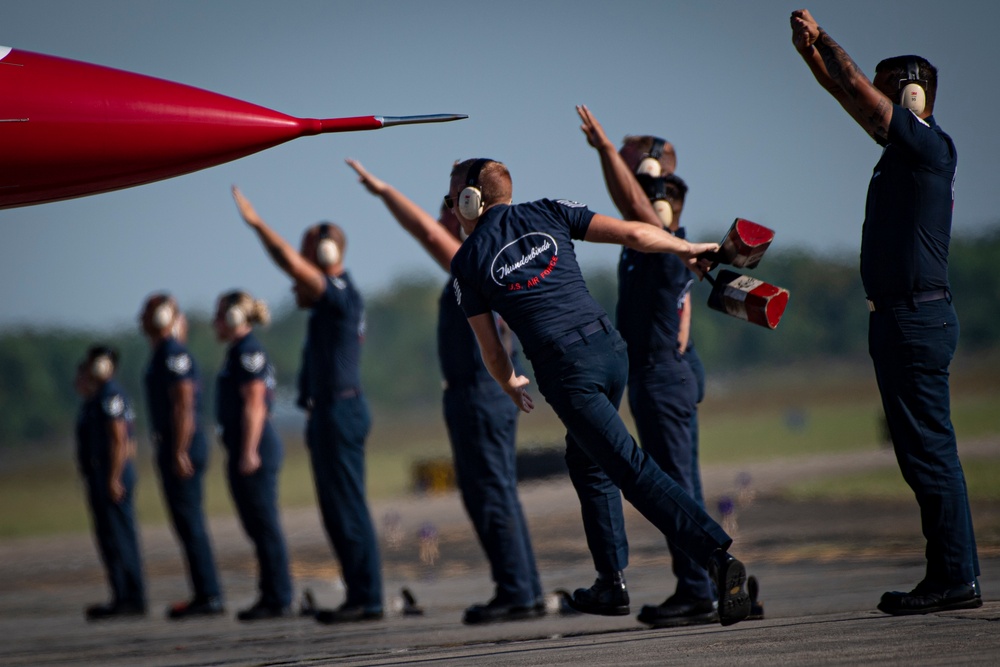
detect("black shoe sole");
top-left (877, 596), bottom-right (983, 616)
top-left (713, 557), bottom-right (751, 627)
top-left (638, 611), bottom-right (718, 628)
top-left (566, 598), bottom-right (630, 616)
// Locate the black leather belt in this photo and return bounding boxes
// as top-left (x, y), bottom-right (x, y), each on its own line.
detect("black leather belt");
top-left (533, 315), bottom-right (613, 364)
top-left (866, 289), bottom-right (949, 312)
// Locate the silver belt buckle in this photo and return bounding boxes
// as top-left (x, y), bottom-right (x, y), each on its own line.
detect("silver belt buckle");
top-left (866, 299), bottom-right (876, 312)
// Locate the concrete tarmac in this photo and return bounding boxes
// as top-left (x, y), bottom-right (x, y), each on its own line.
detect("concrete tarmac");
top-left (1, 446), bottom-right (997, 666)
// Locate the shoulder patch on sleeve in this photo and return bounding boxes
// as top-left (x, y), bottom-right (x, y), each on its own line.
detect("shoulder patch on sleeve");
top-left (103, 395), bottom-right (125, 418)
top-left (331, 276), bottom-right (347, 290)
top-left (240, 351), bottom-right (266, 373)
top-left (554, 199), bottom-right (587, 208)
top-left (166, 353), bottom-right (192, 375)
top-left (453, 277), bottom-right (462, 305)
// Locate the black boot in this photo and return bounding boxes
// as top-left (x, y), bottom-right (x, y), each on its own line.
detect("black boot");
top-left (568, 571), bottom-right (630, 616)
top-left (708, 549), bottom-right (750, 626)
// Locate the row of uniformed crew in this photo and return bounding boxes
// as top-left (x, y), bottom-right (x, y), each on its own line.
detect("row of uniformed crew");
top-left (74, 107), bottom-right (722, 628)
top-left (76, 292), bottom-right (296, 621)
top-left (77, 220), bottom-right (386, 623)
top-left (77, 8), bottom-right (981, 627)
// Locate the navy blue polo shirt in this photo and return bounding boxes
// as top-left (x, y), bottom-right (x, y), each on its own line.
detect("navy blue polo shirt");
top-left (76, 379), bottom-right (135, 477)
top-left (298, 273), bottom-right (365, 407)
top-left (450, 200), bottom-right (606, 361)
top-left (616, 238), bottom-right (692, 365)
top-left (861, 106), bottom-right (956, 299)
top-left (216, 332), bottom-right (275, 447)
top-left (143, 337), bottom-right (202, 449)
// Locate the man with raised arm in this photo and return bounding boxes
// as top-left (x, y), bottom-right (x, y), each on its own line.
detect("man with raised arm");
top-left (447, 156), bottom-right (751, 627)
top-left (790, 9), bottom-right (980, 615)
top-left (346, 158), bottom-right (544, 625)
top-left (232, 188), bottom-right (383, 624)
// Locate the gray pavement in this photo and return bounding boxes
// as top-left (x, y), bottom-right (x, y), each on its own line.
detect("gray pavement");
top-left (1, 446), bottom-right (998, 666)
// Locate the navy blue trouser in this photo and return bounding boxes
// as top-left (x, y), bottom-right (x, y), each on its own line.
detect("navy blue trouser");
top-left (226, 430), bottom-right (292, 608)
top-left (156, 431), bottom-right (221, 600)
top-left (869, 298), bottom-right (979, 586)
top-left (629, 352), bottom-right (713, 600)
top-left (684, 344), bottom-right (707, 507)
top-left (532, 326), bottom-right (731, 575)
top-left (306, 395), bottom-right (383, 610)
top-left (444, 380), bottom-right (541, 606)
top-left (86, 462), bottom-right (145, 606)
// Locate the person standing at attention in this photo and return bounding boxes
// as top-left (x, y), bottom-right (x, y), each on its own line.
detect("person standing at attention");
top-left (75, 346), bottom-right (146, 620)
top-left (212, 291), bottom-right (294, 621)
top-left (139, 293), bottom-right (225, 619)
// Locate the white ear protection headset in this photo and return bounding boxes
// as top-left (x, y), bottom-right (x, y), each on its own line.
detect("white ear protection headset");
top-left (635, 137), bottom-right (666, 177)
top-left (225, 302), bottom-right (247, 328)
top-left (315, 223), bottom-right (341, 267)
top-left (91, 351), bottom-right (114, 382)
top-left (637, 174), bottom-right (676, 228)
top-left (900, 60), bottom-right (927, 115)
top-left (457, 159), bottom-right (491, 221)
top-left (150, 298), bottom-right (176, 331)
top-left (652, 199), bottom-right (674, 228)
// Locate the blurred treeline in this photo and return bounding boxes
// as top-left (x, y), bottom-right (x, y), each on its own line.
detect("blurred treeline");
top-left (2, 227), bottom-right (998, 448)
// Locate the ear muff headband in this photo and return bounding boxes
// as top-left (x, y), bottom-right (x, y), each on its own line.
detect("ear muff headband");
top-left (150, 299), bottom-right (175, 330)
top-left (91, 354), bottom-right (113, 381)
top-left (635, 137), bottom-right (666, 177)
top-left (458, 159), bottom-right (491, 221)
top-left (315, 223), bottom-right (341, 267)
top-left (225, 305), bottom-right (246, 328)
top-left (636, 174), bottom-right (675, 228)
top-left (900, 60), bottom-right (927, 115)
top-left (222, 293), bottom-right (247, 328)
top-left (652, 199), bottom-right (674, 228)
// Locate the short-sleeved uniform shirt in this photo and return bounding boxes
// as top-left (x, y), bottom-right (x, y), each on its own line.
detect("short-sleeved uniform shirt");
top-left (862, 107), bottom-right (956, 299)
top-left (216, 332), bottom-right (276, 450)
top-left (617, 234), bottom-right (693, 366)
top-left (450, 200), bottom-right (605, 361)
top-left (76, 379), bottom-right (136, 478)
top-left (298, 273), bottom-right (365, 408)
top-left (144, 337), bottom-right (203, 451)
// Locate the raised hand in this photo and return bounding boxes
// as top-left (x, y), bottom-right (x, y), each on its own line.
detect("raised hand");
top-left (576, 104), bottom-right (614, 151)
top-left (790, 9), bottom-right (820, 52)
top-left (231, 185), bottom-right (264, 228)
top-left (345, 158), bottom-right (389, 197)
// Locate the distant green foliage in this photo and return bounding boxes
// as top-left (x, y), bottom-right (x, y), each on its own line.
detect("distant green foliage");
top-left (1, 228), bottom-right (998, 446)
top-left (689, 248), bottom-right (870, 368)
top-left (360, 274), bottom-right (443, 410)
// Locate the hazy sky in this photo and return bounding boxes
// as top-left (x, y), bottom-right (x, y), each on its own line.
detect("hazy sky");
top-left (3, 1), bottom-right (997, 330)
